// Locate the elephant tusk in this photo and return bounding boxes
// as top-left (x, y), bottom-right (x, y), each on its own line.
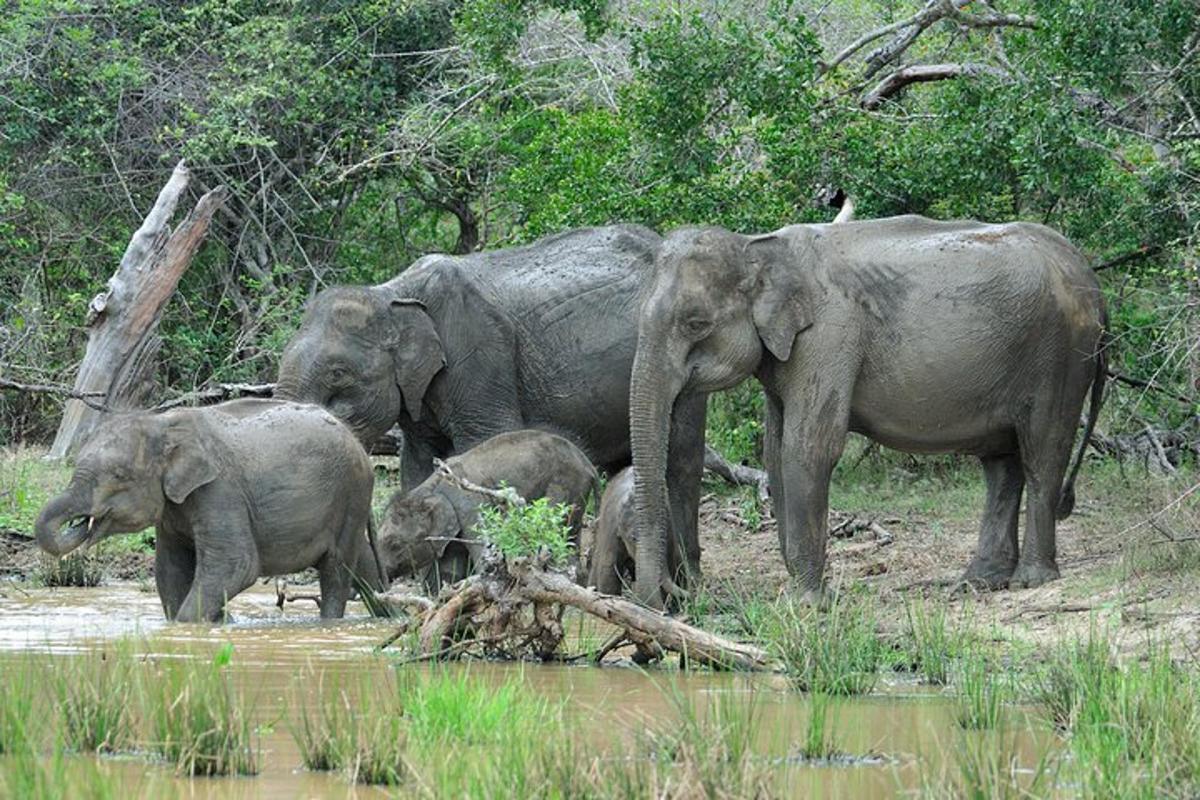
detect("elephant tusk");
top-left (87, 516), bottom-right (95, 534)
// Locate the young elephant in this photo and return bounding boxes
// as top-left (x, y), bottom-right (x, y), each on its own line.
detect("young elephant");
top-left (378, 430), bottom-right (599, 593)
top-left (586, 467), bottom-right (637, 595)
top-left (35, 399), bottom-right (384, 622)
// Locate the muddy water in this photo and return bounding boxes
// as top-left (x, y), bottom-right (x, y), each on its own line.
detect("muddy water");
top-left (0, 584), bottom-right (1057, 798)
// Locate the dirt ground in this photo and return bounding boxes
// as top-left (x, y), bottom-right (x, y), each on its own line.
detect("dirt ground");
top-left (692, 472), bottom-right (1200, 660)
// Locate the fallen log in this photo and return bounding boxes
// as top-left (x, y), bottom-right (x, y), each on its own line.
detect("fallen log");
top-left (704, 445), bottom-right (770, 503)
top-left (49, 161), bottom-right (227, 457)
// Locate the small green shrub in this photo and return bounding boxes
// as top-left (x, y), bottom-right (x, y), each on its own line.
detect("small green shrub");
top-left (475, 496), bottom-right (574, 565)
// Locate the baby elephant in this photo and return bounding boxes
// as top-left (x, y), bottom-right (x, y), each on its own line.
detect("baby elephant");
top-left (35, 399), bottom-right (384, 622)
top-left (587, 467), bottom-right (637, 594)
top-left (378, 430), bottom-right (599, 593)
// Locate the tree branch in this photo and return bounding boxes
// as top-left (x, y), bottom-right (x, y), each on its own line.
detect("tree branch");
top-left (0, 378), bottom-right (110, 411)
top-left (862, 62), bottom-right (1009, 109)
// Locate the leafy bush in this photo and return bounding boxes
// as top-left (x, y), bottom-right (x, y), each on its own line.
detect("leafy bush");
top-left (475, 497), bottom-right (574, 565)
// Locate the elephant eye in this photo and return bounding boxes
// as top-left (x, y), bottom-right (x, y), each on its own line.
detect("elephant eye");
top-left (681, 317), bottom-right (713, 338)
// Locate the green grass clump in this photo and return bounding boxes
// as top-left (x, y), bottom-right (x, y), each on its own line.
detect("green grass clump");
top-left (765, 590), bottom-right (884, 695)
top-left (0, 736), bottom-right (119, 800)
top-left (954, 647), bottom-right (1006, 730)
top-left (476, 496), bottom-right (574, 565)
top-left (0, 660), bottom-right (37, 755)
top-left (54, 652), bottom-right (134, 752)
top-left (921, 732), bottom-right (1055, 800)
top-left (143, 645), bottom-right (258, 776)
top-left (800, 690), bottom-right (841, 760)
top-left (33, 552), bottom-right (104, 587)
top-left (899, 595), bottom-right (957, 685)
top-left (396, 669), bottom-right (555, 747)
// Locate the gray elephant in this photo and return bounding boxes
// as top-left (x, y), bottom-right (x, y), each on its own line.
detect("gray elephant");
top-left (275, 225), bottom-right (706, 591)
top-left (35, 399), bottom-right (384, 622)
top-left (629, 216), bottom-right (1107, 608)
top-left (377, 430), bottom-right (599, 593)
top-left (586, 466), bottom-right (637, 595)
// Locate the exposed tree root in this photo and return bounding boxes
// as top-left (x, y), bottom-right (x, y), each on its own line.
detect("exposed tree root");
top-left (378, 548), bottom-right (774, 671)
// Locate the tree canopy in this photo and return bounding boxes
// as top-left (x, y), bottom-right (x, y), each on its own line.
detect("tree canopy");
top-left (1, 0), bottom-right (1196, 447)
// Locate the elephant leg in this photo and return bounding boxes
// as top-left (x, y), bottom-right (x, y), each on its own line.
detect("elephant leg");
top-left (401, 434), bottom-right (440, 493)
top-left (588, 536), bottom-right (623, 595)
top-left (316, 552), bottom-right (352, 620)
top-left (1011, 412), bottom-right (1076, 589)
top-left (779, 391), bottom-right (850, 601)
top-left (960, 454), bottom-right (1023, 590)
top-left (154, 531), bottom-right (196, 621)
top-left (667, 392), bottom-right (707, 584)
top-left (763, 391), bottom-right (787, 560)
top-left (175, 525), bottom-right (259, 623)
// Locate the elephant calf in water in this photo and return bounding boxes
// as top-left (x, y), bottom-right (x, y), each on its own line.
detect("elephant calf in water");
top-left (377, 430), bottom-right (599, 593)
top-left (586, 467), bottom-right (638, 595)
top-left (35, 399), bottom-right (385, 622)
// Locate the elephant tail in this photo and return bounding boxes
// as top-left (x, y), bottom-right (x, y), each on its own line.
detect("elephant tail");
top-left (1057, 319), bottom-right (1109, 520)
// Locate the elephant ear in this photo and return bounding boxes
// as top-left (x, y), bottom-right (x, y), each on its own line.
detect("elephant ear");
top-left (161, 416), bottom-right (219, 505)
top-left (743, 232), bottom-right (815, 362)
top-left (390, 299), bottom-right (446, 422)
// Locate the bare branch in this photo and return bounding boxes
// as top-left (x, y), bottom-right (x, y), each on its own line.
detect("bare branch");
top-left (0, 378), bottom-right (109, 411)
top-left (862, 62), bottom-right (1010, 109)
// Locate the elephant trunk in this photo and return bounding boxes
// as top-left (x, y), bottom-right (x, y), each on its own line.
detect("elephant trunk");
top-left (629, 340), bottom-right (686, 610)
top-left (35, 487), bottom-right (93, 557)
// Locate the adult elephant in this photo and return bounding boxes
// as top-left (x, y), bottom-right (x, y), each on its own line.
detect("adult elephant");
top-left (276, 225), bottom-right (706, 586)
top-left (629, 216), bottom-right (1107, 609)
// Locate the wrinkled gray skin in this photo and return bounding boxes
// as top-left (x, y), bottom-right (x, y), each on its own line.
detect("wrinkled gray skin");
top-left (35, 399), bottom-right (384, 622)
top-left (276, 225), bottom-right (706, 590)
top-left (586, 466), bottom-right (637, 595)
top-left (630, 216), bottom-right (1107, 609)
top-left (378, 430), bottom-right (600, 594)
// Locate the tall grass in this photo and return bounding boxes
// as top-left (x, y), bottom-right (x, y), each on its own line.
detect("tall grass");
top-left (0, 734), bottom-right (120, 800)
top-left (52, 651), bottom-right (134, 752)
top-left (33, 552), bottom-right (104, 587)
top-left (900, 595), bottom-right (956, 685)
top-left (919, 731), bottom-right (1056, 800)
top-left (764, 589), bottom-right (884, 695)
top-left (1032, 630), bottom-right (1200, 798)
top-left (954, 646), bottom-right (1006, 730)
top-left (0, 659), bottom-right (37, 754)
top-left (142, 646), bottom-right (258, 776)
top-left (800, 690), bottom-right (841, 760)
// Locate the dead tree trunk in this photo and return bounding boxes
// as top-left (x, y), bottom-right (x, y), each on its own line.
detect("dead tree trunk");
top-left (49, 161), bottom-right (227, 458)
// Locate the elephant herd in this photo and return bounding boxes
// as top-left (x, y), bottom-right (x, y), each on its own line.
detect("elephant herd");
top-left (35, 215), bottom-right (1108, 621)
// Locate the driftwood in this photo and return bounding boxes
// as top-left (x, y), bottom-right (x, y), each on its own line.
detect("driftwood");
top-left (388, 547), bottom-right (774, 670)
top-left (49, 161), bottom-right (227, 457)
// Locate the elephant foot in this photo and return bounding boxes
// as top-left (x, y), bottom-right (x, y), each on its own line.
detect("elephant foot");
top-left (1008, 561), bottom-right (1060, 590)
top-left (954, 560), bottom-right (1017, 595)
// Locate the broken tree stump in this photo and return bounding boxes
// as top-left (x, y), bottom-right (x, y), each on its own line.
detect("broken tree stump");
top-left (49, 161), bottom-right (227, 458)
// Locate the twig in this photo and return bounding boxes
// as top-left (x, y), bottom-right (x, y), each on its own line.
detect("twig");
top-left (432, 458), bottom-right (527, 507)
top-left (0, 378), bottom-right (110, 411)
top-left (1106, 369), bottom-right (1195, 406)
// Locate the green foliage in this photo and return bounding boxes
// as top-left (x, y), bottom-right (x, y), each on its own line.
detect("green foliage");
top-left (1, 0), bottom-right (1196, 444)
top-left (475, 496), bottom-right (574, 565)
top-left (33, 553), bottom-right (103, 588)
